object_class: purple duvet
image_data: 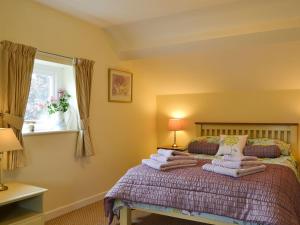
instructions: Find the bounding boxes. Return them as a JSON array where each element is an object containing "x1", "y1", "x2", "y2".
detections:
[{"x1": 105, "y1": 160, "x2": 300, "y2": 225}]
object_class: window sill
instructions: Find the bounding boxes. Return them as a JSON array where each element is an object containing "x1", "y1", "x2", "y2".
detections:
[{"x1": 22, "y1": 130, "x2": 79, "y2": 137}]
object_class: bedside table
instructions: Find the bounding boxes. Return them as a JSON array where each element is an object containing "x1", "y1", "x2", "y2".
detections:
[
  {"x1": 157, "y1": 146, "x2": 186, "y2": 151},
  {"x1": 0, "y1": 182, "x2": 47, "y2": 225}
]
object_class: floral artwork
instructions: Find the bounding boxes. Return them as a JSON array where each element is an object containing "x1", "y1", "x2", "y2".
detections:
[
  {"x1": 108, "y1": 69, "x2": 132, "y2": 102},
  {"x1": 223, "y1": 136, "x2": 239, "y2": 146},
  {"x1": 222, "y1": 135, "x2": 240, "y2": 154},
  {"x1": 112, "y1": 75, "x2": 130, "y2": 96},
  {"x1": 216, "y1": 135, "x2": 248, "y2": 156}
]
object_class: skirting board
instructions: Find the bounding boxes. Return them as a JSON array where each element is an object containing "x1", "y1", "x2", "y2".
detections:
[{"x1": 44, "y1": 191, "x2": 107, "y2": 221}]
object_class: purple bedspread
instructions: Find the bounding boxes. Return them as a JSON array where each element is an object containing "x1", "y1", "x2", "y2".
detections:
[{"x1": 105, "y1": 160, "x2": 300, "y2": 225}]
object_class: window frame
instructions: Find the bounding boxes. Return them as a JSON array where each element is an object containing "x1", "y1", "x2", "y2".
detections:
[{"x1": 23, "y1": 59, "x2": 79, "y2": 134}]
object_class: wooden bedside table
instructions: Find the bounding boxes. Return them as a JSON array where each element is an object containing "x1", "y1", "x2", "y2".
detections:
[
  {"x1": 0, "y1": 182, "x2": 47, "y2": 225},
  {"x1": 157, "y1": 146, "x2": 186, "y2": 151}
]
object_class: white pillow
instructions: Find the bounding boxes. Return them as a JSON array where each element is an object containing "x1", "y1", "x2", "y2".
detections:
[{"x1": 216, "y1": 135, "x2": 248, "y2": 157}]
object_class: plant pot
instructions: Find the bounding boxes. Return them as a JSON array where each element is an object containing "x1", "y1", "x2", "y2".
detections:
[{"x1": 55, "y1": 111, "x2": 66, "y2": 130}]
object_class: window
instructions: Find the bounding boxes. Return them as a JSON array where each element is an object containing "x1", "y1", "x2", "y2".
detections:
[
  {"x1": 23, "y1": 59, "x2": 79, "y2": 133},
  {"x1": 25, "y1": 64, "x2": 56, "y2": 121}
]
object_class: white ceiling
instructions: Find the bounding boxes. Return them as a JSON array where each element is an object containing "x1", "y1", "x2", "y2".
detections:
[
  {"x1": 35, "y1": 0, "x2": 238, "y2": 27},
  {"x1": 35, "y1": 0, "x2": 300, "y2": 59}
]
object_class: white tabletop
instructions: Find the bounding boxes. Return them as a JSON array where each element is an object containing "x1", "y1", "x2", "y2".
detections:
[{"x1": 0, "y1": 182, "x2": 47, "y2": 206}]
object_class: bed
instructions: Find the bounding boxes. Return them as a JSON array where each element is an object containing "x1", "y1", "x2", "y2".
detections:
[{"x1": 105, "y1": 122, "x2": 300, "y2": 225}]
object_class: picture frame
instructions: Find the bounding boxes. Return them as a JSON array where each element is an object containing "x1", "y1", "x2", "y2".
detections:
[{"x1": 108, "y1": 68, "x2": 133, "y2": 103}]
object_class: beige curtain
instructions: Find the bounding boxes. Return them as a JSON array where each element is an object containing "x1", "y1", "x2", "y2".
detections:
[
  {"x1": 74, "y1": 58, "x2": 95, "y2": 157},
  {"x1": 0, "y1": 40, "x2": 36, "y2": 170}
]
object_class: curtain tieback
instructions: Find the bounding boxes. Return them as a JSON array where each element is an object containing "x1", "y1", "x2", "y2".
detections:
[
  {"x1": 80, "y1": 118, "x2": 89, "y2": 130},
  {"x1": 3, "y1": 113, "x2": 24, "y2": 130}
]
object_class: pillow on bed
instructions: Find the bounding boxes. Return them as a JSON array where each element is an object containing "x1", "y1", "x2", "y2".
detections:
[
  {"x1": 191, "y1": 136, "x2": 220, "y2": 144},
  {"x1": 187, "y1": 141, "x2": 219, "y2": 155},
  {"x1": 247, "y1": 138, "x2": 291, "y2": 156},
  {"x1": 243, "y1": 145, "x2": 281, "y2": 158},
  {"x1": 216, "y1": 135, "x2": 248, "y2": 157}
]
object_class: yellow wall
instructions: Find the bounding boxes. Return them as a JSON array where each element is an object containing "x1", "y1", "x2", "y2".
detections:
[
  {"x1": 123, "y1": 29, "x2": 300, "y2": 95},
  {"x1": 0, "y1": 0, "x2": 156, "y2": 212},
  {"x1": 122, "y1": 28, "x2": 300, "y2": 161},
  {"x1": 2, "y1": 0, "x2": 300, "y2": 216},
  {"x1": 157, "y1": 91, "x2": 300, "y2": 159}
]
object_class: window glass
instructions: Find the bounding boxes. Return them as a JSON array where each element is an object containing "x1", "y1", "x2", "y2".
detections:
[
  {"x1": 25, "y1": 72, "x2": 55, "y2": 121},
  {"x1": 23, "y1": 59, "x2": 79, "y2": 133}
]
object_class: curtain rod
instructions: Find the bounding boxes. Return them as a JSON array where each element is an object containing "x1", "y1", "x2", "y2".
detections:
[
  {"x1": 37, "y1": 50, "x2": 74, "y2": 60},
  {"x1": 0, "y1": 42, "x2": 74, "y2": 60}
]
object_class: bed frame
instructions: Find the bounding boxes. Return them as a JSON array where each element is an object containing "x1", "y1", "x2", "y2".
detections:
[{"x1": 120, "y1": 122, "x2": 299, "y2": 225}]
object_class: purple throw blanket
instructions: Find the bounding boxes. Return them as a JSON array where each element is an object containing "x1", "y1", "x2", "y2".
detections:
[{"x1": 105, "y1": 160, "x2": 300, "y2": 225}]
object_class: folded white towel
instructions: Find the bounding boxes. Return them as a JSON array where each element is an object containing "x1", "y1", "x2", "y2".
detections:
[
  {"x1": 157, "y1": 149, "x2": 189, "y2": 157},
  {"x1": 142, "y1": 159, "x2": 197, "y2": 171},
  {"x1": 202, "y1": 163, "x2": 266, "y2": 177},
  {"x1": 222, "y1": 155, "x2": 258, "y2": 162},
  {"x1": 150, "y1": 154, "x2": 196, "y2": 163},
  {"x1": 212, "y1": 159, "x2": 263, "y2": 169}
]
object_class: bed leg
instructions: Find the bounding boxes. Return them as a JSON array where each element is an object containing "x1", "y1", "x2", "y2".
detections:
[{"x1": 120, "y1": 206, "x2": 131, "y2": 225}]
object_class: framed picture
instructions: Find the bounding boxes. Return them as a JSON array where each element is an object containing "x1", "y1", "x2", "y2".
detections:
[{"x1": 108, "y1": 68, "x2": 133, "y2": 103}]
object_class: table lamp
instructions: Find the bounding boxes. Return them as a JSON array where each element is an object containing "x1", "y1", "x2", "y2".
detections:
[
  {"x1": 168, "y1": 118, "x2": 185, "y2": 147},
  {"x1": 0, "y1": 128, "x2": 23, "y2": 191}
]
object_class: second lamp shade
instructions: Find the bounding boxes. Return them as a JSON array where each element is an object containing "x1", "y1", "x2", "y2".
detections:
[{"x1": 168, "y1": 118, "x2": 185, "y2": 131}]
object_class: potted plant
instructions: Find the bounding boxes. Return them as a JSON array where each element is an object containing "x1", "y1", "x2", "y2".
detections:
[{"x1": 47, "y1": 89, "x2": 71, "y2": 129}]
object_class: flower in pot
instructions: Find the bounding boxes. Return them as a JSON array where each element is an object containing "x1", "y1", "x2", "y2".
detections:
[{"x1": 47, "y1": 89, "x2": 71, "y2": 129}]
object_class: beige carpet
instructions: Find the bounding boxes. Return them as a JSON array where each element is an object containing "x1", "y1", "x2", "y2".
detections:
[{"x1": 46, "y1": 200, "x2": 207, "y2": 225}]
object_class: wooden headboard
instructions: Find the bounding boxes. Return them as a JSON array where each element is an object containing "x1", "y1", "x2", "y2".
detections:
[{"x1": 195, "y1": 122, "x2": 298, "y2": 154}]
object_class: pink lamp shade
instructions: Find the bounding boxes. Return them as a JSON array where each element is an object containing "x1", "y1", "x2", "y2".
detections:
[
  {"x1": 168, "y1": 118, "x2": 185, "y2": 131},
  {"x1": 0, "y1": 128, "x2": 23, "y2": 153}
]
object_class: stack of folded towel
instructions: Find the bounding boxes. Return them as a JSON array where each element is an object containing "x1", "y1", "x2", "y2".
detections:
[
  {"x1": 142, "y1": 149, "x2": 198, "y2": 171},
  {"x1": 202, "y1": 155, "x2": 266, "y2": 177}
]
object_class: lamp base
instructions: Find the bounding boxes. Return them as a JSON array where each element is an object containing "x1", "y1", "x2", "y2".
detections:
[
  {"x1": 172, "y1": 144, "x2": 178, "y2": 147},
  {"x1": 0, "y1": 184, "x2": 8, "y2": 191}
]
